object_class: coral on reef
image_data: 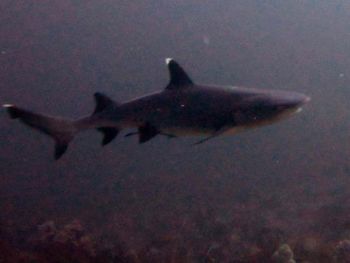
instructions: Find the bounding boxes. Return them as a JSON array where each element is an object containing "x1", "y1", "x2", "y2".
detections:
[
  {"x1": 272, "y1": 244, "x2": 296, "y2": 263},
  {"x1": 35, "y1": 219, "x2": 96, "y2": 255},
  {"x1": 333, "y1": 240, "x2": 350, "y2": 263}
]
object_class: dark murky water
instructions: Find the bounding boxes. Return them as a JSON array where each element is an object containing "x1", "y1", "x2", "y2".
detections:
[{"x1": 1, "y1": 1, "x2": 350, "y2": 262}]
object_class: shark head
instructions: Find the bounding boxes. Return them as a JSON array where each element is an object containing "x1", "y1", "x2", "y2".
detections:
[
  {"x1": 232, "y1": 87, "x2": 310, "y2": 127},
  {"x1": 164, "y1": 58, "x2": 310, "y2": 134}
]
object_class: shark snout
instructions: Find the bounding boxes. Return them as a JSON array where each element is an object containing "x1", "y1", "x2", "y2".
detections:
[
  {"x1": 271, "y1": 91, "x2": 310, "y2": 110},
  {"x1": 291, "y1": 92, "x2": 310, "y2": 105}
]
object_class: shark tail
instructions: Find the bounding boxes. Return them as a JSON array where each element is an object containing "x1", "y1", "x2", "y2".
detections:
[
  {"x1": 3, "y1": 104, "x2": 77, "y2": 160},
  {"x1": 3, "y1": 93, "x2": 120, "y2": 160}
]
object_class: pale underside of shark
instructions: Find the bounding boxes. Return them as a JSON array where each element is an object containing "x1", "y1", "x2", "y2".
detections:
[{"x1": 3, "y1": 58, "x2": 310, "y2": 160}]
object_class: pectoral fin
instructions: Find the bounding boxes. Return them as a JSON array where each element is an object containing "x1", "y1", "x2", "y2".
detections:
[
  {"x1": 194, "y1": 126, "x2": 231, "y2": 145},
  {"x1": 55, "y1": 142, "x2": 69, "y2": 160},
  {"x1": 125, "y1": 130, "x2": 176, "y2": 140},
  {"x1": 138, "y1": 123, "x2": 159, "y2": 143}
]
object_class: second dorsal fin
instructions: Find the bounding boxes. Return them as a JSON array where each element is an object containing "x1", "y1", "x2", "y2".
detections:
[
  {"x1": 166, "y1": 58, "x2": 194, "y2": 89},
  {"x1": 93, "y1": 92, "x2": 117, "y2": 114},
  {"x1": 92, "y1": 93, "x2": 120, "y2": 146}
]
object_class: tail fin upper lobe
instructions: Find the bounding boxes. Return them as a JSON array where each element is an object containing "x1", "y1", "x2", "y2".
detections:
[{"x1": 3, "y1": 104, "x2": 76, "y2": 160}]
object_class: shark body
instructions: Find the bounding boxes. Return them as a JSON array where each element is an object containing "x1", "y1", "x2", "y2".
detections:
[{"x1": 3, "y1": 59, "x2": 310, "y2": 159}]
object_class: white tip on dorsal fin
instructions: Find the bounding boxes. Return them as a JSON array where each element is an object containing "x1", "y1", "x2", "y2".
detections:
[
  {"x1": 2, "y1": 104, "x2": 14, "y2": 108},
  {"x1": 165, "y1": 58, "x2": 194, "y2": 89},
  {"x1": 165, "y1": 58, "x2": 173, "y2": 65}
]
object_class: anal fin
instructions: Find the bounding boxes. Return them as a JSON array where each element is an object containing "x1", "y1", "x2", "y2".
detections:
[{"x1": 97, "y1": 127, "x2": 119, "y2": 146}]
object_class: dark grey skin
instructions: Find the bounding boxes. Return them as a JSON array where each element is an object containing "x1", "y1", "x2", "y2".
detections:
[{"x1": 3, "y1": 58, "x2": 310, "y2": 159}]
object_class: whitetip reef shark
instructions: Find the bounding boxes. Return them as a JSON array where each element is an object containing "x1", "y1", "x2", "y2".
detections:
[{"x1": 3, "y1": 58, "x2": 310, "y2": 160}]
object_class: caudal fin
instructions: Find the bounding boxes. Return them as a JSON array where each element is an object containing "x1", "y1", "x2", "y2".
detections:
[{"x1": 3, "y1": 104, "x2": 77, "y2": 160}]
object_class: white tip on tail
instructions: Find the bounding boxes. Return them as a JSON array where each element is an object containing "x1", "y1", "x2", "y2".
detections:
[
  {"x1": 2, "y1": 104, "x2": 14, "y2": 108},
  {"x1": 165, "y1": 58, "x2": 173, "y2": 65}
]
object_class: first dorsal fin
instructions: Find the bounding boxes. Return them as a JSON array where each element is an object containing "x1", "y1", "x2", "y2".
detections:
[{"x1": 166, "y1": 58, "x2": 194, "y2": 89}]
